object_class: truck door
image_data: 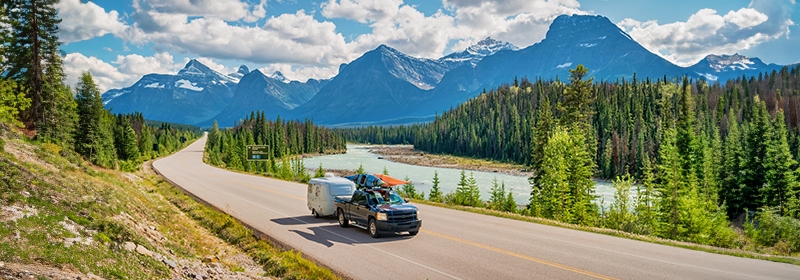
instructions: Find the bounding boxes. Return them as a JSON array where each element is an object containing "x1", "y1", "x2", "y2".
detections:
[{"x1": 352, "y1": 192, "x2": 368, "y2": 225}]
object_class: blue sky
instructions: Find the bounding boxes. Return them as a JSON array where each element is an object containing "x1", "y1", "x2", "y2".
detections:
[{"x1": 57, "y1": 0, "x2": 799, "y2": 92}]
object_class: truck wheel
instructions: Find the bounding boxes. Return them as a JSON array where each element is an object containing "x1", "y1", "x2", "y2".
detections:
[
  {"x1": 368, "y1": 218, "x2": 381, "y2": 238},
  {"x1": 312, "y1": 209, "x2": 320, "y2": 218},
  {"x1": 409, "y1": 230, "x2": 419, "y2": 236},
  {"x1": 338, "y1": 209, "x2": 349, "y2": 227}
]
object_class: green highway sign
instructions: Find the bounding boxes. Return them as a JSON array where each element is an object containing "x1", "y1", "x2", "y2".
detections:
[{"x1": 246, "y1": 145, "x2": 270, "y2": 161}]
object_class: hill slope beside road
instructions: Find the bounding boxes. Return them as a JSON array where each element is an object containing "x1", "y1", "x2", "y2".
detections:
[{"x1": 154, "y1": 135, "x2": 800, "y2": 279}]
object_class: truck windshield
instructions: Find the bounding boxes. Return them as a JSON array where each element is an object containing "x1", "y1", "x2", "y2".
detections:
[{"x1": 367, "y1": 190, "x2": 404, "y2": 205}]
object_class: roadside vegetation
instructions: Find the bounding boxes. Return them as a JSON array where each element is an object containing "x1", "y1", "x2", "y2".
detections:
[
  {"x1": 0, "y1": 122, "x2": 338, "y2": 278},
  {"x1": 343, "y1": 65, "x2": 800, "y2": 260}
]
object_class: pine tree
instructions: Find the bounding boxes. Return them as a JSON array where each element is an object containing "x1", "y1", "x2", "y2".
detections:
[
  {"x1": 401, "y1": 176, "x2": 419, "y2": 200},
  {"x1": 503, "y1": 188, "x2": 517, "y2": 213},
  {"x1": 763, "y1": 110, "x2": 798, "y2": 214},
  {"x1": 455, "y1": 170, "x2": 469, "y2": 205},
  {"x1": 314, "y1": 163, "x2": 325, "y2": 178},
  {"x1": 719, "y1": 113, "x2": 744, "y2": 217},
  {"x1": 356, "y1": 163, "x2": 365, "y2": 174},
  {"x1": 536, "y1": 126, "x2": 571, "y2": 221},
  {"x1": 559, "y1": 64, "x2": 595, "y2": 130},
  {"x1": 3, "y1": 0, "x2": 62, "y2": 127},
  {"x1": 636, "y1": 153, "x2": 657, "y2": 234},
  {"x1": 566, "y1": 127, "x2": 597, "y2": 225},
  {"x1": 37, "y1": 52, "x2": 76, "y2": 146},
  {"x1": 530, "y1": 96, "x2": 553, "y2": 205},
  {"x1": 138, "y1": 125, "x2": 152, "y2": 158},
  {"x1": 120, "y1": 124, "x2": 139, "y2": 161},
  {"x1": 489, "y1": 178, "x2": 505, "y2": 210},
  {"x1": 676, "y1": 77, "x2": 698, "y2": 178},
  {"x1": 429, "y1": 171, "x2": 443, "y2": 203},
  {"x1": 742, "y1": 98, "x2": 770, "y2": 211},
  {"x1": 657, "y1": 124, "x2": 683, "y2": 239},
  {"x1": 208, "y1": 120, "x2": 220, "y2": 152},
  {"x1": 463, "y1": 172, "x2": 477, "y2": 206},
  {"x1": 383, "y1": 166, "x2": 390, "y2": 175},
  {"x1": 75, "y1": 72, "x2": 111, "y2": 164}
]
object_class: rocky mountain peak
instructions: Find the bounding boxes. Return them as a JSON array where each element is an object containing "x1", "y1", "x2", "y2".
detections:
[
  {"x1": 545, "y1": 14, "x2": 632, "y2": 42},
  {"x1": 178, "y1": 59, "x2": 217, "y2": 77},
  {"x1": 442, "y1": 37, "x2": 517, "y2": 63},
  {"x1": 237, "y1": 65, "x2": 250, "y2": 75}
]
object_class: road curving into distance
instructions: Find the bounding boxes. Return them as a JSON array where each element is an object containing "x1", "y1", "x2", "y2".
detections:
[{"x1": 153, "y1": 135, "x2": 799, "y2": 279}]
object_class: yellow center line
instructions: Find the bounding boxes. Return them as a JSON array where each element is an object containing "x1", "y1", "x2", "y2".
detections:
[
  {"x1": 420, "y1": 229, "x2": 617, "y2": 280},
  {"x1": 176, "y1": 149, "x2": 616, "y2": 280},
  {"x1": 178, "y1": 152, "x2": 307, "y2": 201}
]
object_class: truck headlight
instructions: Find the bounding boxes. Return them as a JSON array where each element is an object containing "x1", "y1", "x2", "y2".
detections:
[
  {"x1": 416, "y1": 211, "x2": 420, "y2": 220},
  {"x1": 377, "y1": 213, "x2": 387, "y2": 221}
]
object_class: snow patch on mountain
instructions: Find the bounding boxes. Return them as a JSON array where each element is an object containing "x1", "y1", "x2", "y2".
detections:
[
  {"x1": 175, "y1": 79, "x2": 203, "y2": 91},
  {"x1": 706, "y1": 54, "x2": 755, "y2": 72},
  {"x1": 270, "y1": 71, "x2": 290, "y2": 83},
  {"x1": 697, "y1": 72, "x2": 718, "y2": 81},
  {"x1": 442, "y1": 37, "x2": 518, "y2": 66},
  {"x1": 103, "y1": 90, "x2": 127, "y2": 105},
  {"x1": 144, "y1": 82, "x2": 164, "y2": 89}
]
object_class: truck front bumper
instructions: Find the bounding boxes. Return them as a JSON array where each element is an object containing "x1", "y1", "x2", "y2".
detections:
[{"x1": 375, "y1": 219, "x2": 422, "y2": 234}]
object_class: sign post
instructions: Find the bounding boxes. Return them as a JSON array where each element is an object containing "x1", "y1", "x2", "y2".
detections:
[{"x1": 247, "y1": 145, "x2": 269, "y2": 173}]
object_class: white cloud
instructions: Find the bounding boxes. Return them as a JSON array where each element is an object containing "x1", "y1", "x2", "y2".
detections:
[
  {"x1": 321, "y1": 0, "x2": 402, "y2": 23},
  {"x1": 258, "y1": 64, "x2": 340, "y2": 82},
  {"x1": 348, "y1": 5, "x2": 458, "y2": 58},
  {"x1": 63, "y1": 53, "x2": 134, "y2": 93},
  {"x1": 114, "y1": 52, "x2": 181, "y2": 76},
  {"x1": 55, "y1": 0, "x2": 128, "y2": 43},
  {"x1": 132, "y1": 0, "x2": 266, "y2": 22},
  {"x1": 130, "y1": 9, "x2": 353, "y2": 67},
  {"x1": 64, "y1": 52, "x2": 186, "y2": 92},
  {"x1": 443, "y1": 0, "x2": 587, "y2": 49},
  {"x1": 618, "y1": 0, "x2": 794, "y2": 64},
  {"x1": 725, "y1": 8, "x2": 769, "y2": 29}
]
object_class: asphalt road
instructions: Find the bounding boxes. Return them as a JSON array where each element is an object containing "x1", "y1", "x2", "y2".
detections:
[{"x1": 153, "y1": 135, "x2": 800, "y2": 279}]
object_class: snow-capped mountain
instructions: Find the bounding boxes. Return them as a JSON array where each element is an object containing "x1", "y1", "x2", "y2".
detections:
[
  {"x1": 103, "y1": 59, "x2": 238, "y2": 125},
  {"x1": 687, "y1": 54, "x2": 782, "y2": 81},
  {"x1": 442, "y1": 37, "x2": 518, "y2": 66},
  {"x1": 227, "y1": 65, "x2": 251, "y2": 80},
  {"x1": 197, "y1": 69, "x2": 328, "y2": 127},
  {"x1": 269, "y1": 71, "x2": 290, "y2": 83},
  {"x1": 108, "y1": 14, "x2": 791, "y2": 127}
]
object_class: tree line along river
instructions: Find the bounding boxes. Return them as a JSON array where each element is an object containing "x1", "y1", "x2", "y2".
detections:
[{"x1": 304, "y1": 144, "x2": 618, "y2": 207}]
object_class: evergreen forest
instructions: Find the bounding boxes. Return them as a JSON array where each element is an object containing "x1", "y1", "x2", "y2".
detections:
[
  {"x1": 343, "y1": 65, "x2": 800, "y2": 251},
  {"x1": 203, "y1": 113, "x2": 346, "y2": 182}
]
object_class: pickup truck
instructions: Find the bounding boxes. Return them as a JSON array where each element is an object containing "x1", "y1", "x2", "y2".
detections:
[{"x1": 334, "y1": 188, "x2": 421, "y2": 238}]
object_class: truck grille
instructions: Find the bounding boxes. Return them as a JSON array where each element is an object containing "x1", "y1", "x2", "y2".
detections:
[{"x1": 390, "y1": 211, "x2": 417, "y2": 225}]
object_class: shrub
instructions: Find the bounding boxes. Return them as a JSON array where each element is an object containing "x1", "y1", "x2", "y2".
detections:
[{"x1": 749, "y1": 210, "x2": 800, "y2": 253}]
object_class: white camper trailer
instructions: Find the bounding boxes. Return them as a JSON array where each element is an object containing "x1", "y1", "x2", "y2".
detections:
[{"x1": 307, "y1": 173, "x2": 357, "y2": 217}]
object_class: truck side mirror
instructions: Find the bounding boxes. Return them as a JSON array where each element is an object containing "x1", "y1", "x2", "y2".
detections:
[{"x1": 404, "y1": 198, "x2": 409, "y2": 203}]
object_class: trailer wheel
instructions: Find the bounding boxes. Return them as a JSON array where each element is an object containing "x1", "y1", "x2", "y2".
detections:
[
  {"x1": 312, "y1": 209, "x2": 320, "y2": 218},
  {"x1": 338, "y1": 209, "x2": 349, "y2": 227}
]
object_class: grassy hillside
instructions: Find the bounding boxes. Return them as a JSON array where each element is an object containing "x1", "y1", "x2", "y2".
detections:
[{"x1": 0, "y1": 123, "x2": 336, "y2": 279}]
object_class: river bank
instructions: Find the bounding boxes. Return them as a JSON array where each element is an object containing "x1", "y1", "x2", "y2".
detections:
[{"x1": 366, "y1": 145, "x2": 533, "y2": 177}]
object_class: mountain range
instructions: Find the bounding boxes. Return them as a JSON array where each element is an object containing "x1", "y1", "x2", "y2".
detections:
[{"x1": 104, "y1": 14, "x2": 787, "y2": 127}]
